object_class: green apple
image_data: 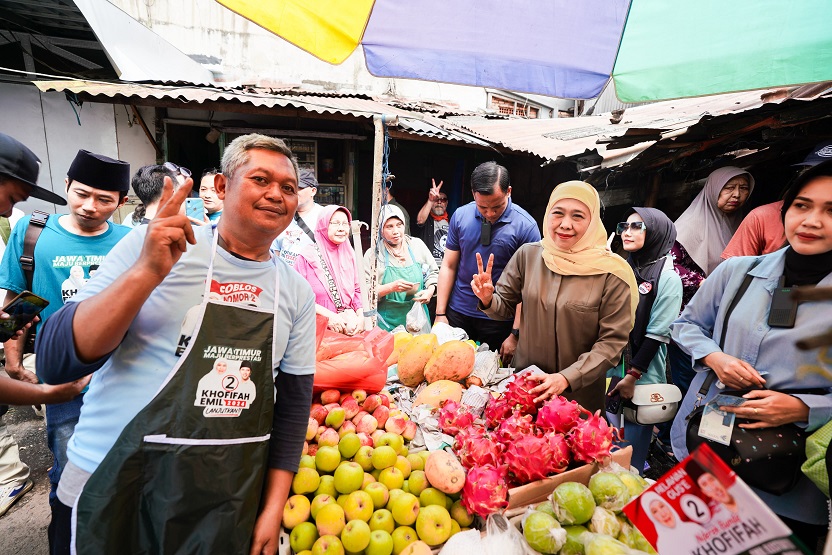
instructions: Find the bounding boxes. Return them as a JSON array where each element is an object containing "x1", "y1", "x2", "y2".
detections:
[
  {"x1": 290, "y1": 521, "x2": 319, "y2": 553},
  {"x1": 341, "y1": 519, "x2": 372, "y2": 553},
  {"x1": 372, "y1": 446, "x2": 398, "y2": 470},
  {"x1": 282, "y1": 494, "x2": 311, "y2": 529},
  {"x1": 316, "y1": 446, "x2": 342, "y2": 474},
  {"x1": 391, "y1": 526, "x2": 418, "y2": 555},
  {"x1": 366, "y1": 529, "x2": 394, "y2": 555},
  {"x1": 369, "y1": 508, "x2": 395, "y2": 534},
  {"x1": 311, "y1": 534, "x2": 344, "y2": 555},
  {"x1": 376, "y1": 432, "x2": 404, "y2": 453},
  {"x1": 334, "y1": 462, "x2": 365, "y2": 494},
  {"x1": 388, "y1": 492, "x2": 420, "y2": 526},
  {"x1": 394, "y1": 456, "x2": 412, "y2": 479},
  {"x1": 406, "y1": 454, "x2": 424, "y2": 472},
  {"x1": 401, "y1": 480, "x2": 410, "y2": 494},
  {"x1": 339, "y1": 432, "x2": 362, "y2": 459},
  {"x1": 399, "y1": 444, "x2": 409, "y2": 458},
  {"x1": 293, "y1": 467, "x2": 321, "y2": 495},
  {"x1": 419, "y1": 487, "x2": 447, "y2": 508},
  {"x1": 364, "y1": 481, "x2": 390, "y2": 509},
  {"x1": 414, "y1": 504, "x2": 452, "y2": 547},
  {"x1": 450, "y1": 500, "x2": 473, "y2": 527},
  {"x1": 344, "y1": 490, "x2": 374, "y2": 522},
  {"x1": 316, "y1": 502, "x2": 346, "y2": 537},
  {"x1": 311, "y1": 494, "x2": 337, "y2": 519},
  {"x1": 378, "y1": 467, "x2": 405, "y2": 491},
  {"x1": 299, "y1": 454, "x2": 317, "y2": 470},
  {"x1": 406, "y1": 471, "x2": 428, "y2": 497},
  {"x1": 315, "y1": 475, "x2": 338, "y2": 499},
  {"x1": 326, "y1": 407, "x2": 346, "y2": 430},
  {"x1": 354, "y1": 446, "x2": 375, "y2": 472}
]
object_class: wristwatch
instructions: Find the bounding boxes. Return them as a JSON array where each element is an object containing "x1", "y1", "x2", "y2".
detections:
[{"x1": 510, "y1": 328, "x2": 520, "y2": 339}]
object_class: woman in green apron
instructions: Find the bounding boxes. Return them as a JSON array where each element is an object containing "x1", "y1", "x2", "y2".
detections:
[{"x1": 364, "y1": 205, "x2": 438, "y2": 331}]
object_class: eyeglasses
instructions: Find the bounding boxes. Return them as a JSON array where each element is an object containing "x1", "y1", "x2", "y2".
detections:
[
  {"x1": 616, "y1": 222, "x2": 647, "y2": 234},
  {"x1": 163, "y1": 162, "x2": 192, "y2": 178},
  {"x1": 435, "y1": 197, "x2": 448, "y2": 203},
  {"x1": 329, "y1": 221, "x2": 350, "y2": 228}
]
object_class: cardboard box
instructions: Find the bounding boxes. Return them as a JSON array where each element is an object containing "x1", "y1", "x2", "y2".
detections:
[{"x1": 506, "y1": 446, "x2": 632, "y2": 509}]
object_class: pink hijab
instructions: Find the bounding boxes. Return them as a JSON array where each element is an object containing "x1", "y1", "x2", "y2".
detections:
[{"x1": 299, "y1": 205, "x2": 360, "y2": 309}]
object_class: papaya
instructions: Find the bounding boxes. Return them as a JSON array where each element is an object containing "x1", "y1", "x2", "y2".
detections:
[
  {"x1": 423, "y1": 340, "x2": 475, "y2": 383},
  {"x1": 385, "y1": 331, "x2": 414, "y2": 367},
  {"x1": 424, "y1": 450, "x2": 466, "y2": 494},
  {"x1": 397, "y1": 333, "x2": 438, "y2": 387},
  {"x1": 413, "y1": 380, "x2": 463, "y2": 408}
]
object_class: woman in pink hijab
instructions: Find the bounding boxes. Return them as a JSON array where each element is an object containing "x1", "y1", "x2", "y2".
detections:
[{"x1": 294, "y1": 205, "x2": 364, "y2": 335}]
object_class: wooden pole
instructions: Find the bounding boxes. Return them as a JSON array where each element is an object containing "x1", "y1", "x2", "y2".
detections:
[{"x1": 367, "y1": 115, "x2": 398, "y2": 327}]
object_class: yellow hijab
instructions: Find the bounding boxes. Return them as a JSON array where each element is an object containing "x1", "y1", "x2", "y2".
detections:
[{"x1": 541, "y1": 181, "x2": 638, "y2": 325}]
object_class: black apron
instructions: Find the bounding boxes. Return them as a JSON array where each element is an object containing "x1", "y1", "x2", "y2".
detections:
[{"x1": 73, "y1": 231, "x2": 281, "y2": 554}]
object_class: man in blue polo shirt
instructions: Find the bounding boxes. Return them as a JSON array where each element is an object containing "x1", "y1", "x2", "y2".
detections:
[{"x1": 434, "y1": 162, "x2": 540, "y2": 360}]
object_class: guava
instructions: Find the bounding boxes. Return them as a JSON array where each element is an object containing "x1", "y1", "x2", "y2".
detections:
[
  {"x1": 616, "y1": 471, "x2": 646, "y2": 498},
  {"x1": 619, "y1": 520, "x2": 657, "y2": 555},
  {"x1": 560, "y1": 525, "x2": 589, "y2": 555},
  {"x1": 588, "y1": 507, "x2": 621, "y2": 537},
  {"x1": 584, "y1": 533, "x2": 632, "y2": 555},
  {"x1": 523, "y1": 510, "x2": 567, "y2": 554},
  {"x1": 588, "y1": 472, "x2": 631, "y2": 513},
  {"x1": 535, "y1": 501, "x2": 558, "y2": 519},
  {"x1": 551, "y1": 482, "x2": 596, "y2": 525}
]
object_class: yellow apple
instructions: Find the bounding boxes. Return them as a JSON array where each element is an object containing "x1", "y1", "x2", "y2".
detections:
[
  {"x1": 290, "y1": 521, "x2": 319, "y2": 553},
  {"x1": 282, "y1": 494, "x2": 311, "y2": 529},
  {"x1": 388, "y1": 492, "x2": 420, "y2": 526},
  {"x1": 341, "y1": 519, "x2": 372, "y2": 553},
  {"x1": 414, "y1": 505, "x2": 452, "y2": 547},
  {"x1": 315, "y1": 502, "x2": 346, "y2": 537}
]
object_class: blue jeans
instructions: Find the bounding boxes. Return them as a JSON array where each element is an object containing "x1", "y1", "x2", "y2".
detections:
[
  {"x1": 45, "y1": 394, "x2": 84, "y2": 507},
  {"x1": 667, "y1": 340, "x2": 695, "y2": 399},
  {"x1": 607, "y1": 412, "x2": 653, "y2": 476}
]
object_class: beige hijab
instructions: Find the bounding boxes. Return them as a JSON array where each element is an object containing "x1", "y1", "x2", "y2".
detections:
[{"x1": 541, "y1": 181, "x2": 638, "y2": 324}]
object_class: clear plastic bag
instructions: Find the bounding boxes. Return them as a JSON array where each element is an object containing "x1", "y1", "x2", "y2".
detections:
[{"x1": 405, "y1": 301, "x2": 429, "y2": 333}]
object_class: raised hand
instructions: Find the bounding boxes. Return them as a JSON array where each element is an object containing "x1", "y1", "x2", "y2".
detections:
[
  {"x1": 428, "y1": 178, "x2": 444, "y2": 202},
  {"x1": 137, "y1": 176, "x2": 196, "y2": 281},
  {"x1": 471, "y1": 252, "x2": 495, "y2": 306}
]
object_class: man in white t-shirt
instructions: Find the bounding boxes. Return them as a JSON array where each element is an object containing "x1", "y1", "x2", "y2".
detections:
[{"x1": 272, "y1": 168, "x2": 324, "y2": 266}]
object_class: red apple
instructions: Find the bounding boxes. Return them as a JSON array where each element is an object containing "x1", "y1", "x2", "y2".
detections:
[
  {"x1": 357, "y1": 432, "x2": 374, "y2": 447},
  {"x1": 324, "y1": 402, "x2": 341, "y2": 413},
  {"x1": 363, "y1": 394, "x2": 383, "y2": 413},
  {"x1": 302, "y1": 441, "x2": 309, "y2": 456},
  {"x1": 380, "y1": 395, "x2": 391, "y2": 408},
  {"x1": 306, "y1": 417, "x2": 320, "y2": 441},
  {"x1": 385, "y1": 416, "x2": 408, "y2": 436},
  {"x1": 318, "y1": 428, "x2": 340, "y2": 447},
  {"x1": 352, "y1": 410, "x2": 369, "y2": 425},
  {"x1": 310, "y1": 403, "x2": 328, "y2": 425},
  {"x1": 315, "y1": 425, "x2": 331, "y2": 443},
  {"x1": 307, "y1": 443, "x2": 318, "y2": 456},
  {"x1": 355, "y1": 413, "x2": 379, "y2": 434},
  {"x1": 321, "y1": 389, "x2": 341, "y2": 405},
  {"x1": 402, "y1": 421, "x2": 417, "y2": 441},
  {"x1": 338, "y1": 421, "x2": 357, "y2": 438},
  {"x1": 342, "y1": 397, "x2": 361, "y2": 420},
  {"x1": 340, "y1": 392, "x2": 352, "y2": 404},
  {"x1": 372, "y1": 406, "x2": 390, "y2": 429},
  {"x1": 371, "y1": 429, "x2": 385, "y2": 445}
]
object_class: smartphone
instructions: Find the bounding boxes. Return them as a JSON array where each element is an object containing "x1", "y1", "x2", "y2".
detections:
[
  {"x1": 185, "y1": 197, "x2": 205, "y2": 222},
  {"x1": 768, "y1": 285, "x2": 798, "y2": 328},
  {"x1": 605, "y1": 375, "x2": 624, "y2": 414},
  {"x1": 0, "y1": 291, "x2": 49, "y2": 342}
]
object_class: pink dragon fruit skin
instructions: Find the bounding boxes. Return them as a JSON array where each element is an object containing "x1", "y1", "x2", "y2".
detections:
[
  {"x1": 503, "y1": 374, "x2": 541, "y2": 416},
  {"x1": 461, "y1": 465, "x2": 510, "y2": 518},
  {"x1": 495, "y1": 411, "x2": 534, "y2": 446},
  {"x1": 504, "y1": 434, "x2": 552, "y2": 484},
  {"x1": 437, "y1": 400, "x2": 475, "y2": 436},
  {"x1": 455, "y1": 425, "x2": 505, "y2": 469},
  {"x1": 536, "y1": 395, "x2": 585, "y2": 434},
  {"x1": 543, "y1": 431, "x2": 571, "y2": 474},
  {"x1": 567, "y1": 410, "x2": 615, "y2": 464},
  {"x1": 484, "y1": 396, "x2": 512, "y2": 429}
]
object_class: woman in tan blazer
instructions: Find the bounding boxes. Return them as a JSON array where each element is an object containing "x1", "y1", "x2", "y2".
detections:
[{"x1": 471, "y1": 181, "x2": 637, "y2": 413}]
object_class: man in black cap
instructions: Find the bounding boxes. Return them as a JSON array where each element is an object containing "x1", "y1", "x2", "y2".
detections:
[
  {"x1": 272, "y1": 167, "x2": 325, "y2": 266},
  {"x1": 0, "y1": 146, "x2": 130, "y2": 547}
]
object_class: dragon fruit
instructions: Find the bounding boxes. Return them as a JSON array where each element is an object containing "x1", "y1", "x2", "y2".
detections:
[
  {"x1": 567, "y1": 410, "x2": 616, "y2": 464},
  {"x1": 437, "y1": 400, "x2": 475, "y2": 436},
  {"x1": 460, "y1": 465, "x2": 509, "y2": 518},
  {"x1": 543, "y1": 431, "x2": 571, "y2": 475},
  {"x1": 503, "y1": 374, "x2": 541, "y2": 416},
  {"x1": 536, "y1": 395, "x2": 584, "y2": 434},
  {"x1": 483, "y1": 396, "x2": 513, "y2": 429},
  {"x1": 504, "y1": 434, "x2": 552, "y2": 484},
  {"x1": 454, "y1": 425, "x2": 505, "y2": 469},
  {"x1": 495, "y1": 411, "x2": 534, "y2": 446}
]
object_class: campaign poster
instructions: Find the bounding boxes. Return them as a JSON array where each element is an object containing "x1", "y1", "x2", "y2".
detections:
[{"x1": 623, "y1": 444, "x2": 808, "y2": 555}]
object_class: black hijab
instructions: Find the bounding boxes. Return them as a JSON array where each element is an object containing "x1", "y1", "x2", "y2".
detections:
[{"x1": 627, "y1": 207, "x2": 677, "y2": 356}]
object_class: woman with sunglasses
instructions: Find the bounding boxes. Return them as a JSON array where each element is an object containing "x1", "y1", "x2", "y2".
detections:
[
  {"x1": 608, "y1": 209, "x2": 682, "y2": 474},
  {"x1": 294, "y1": 205, "x2": 364, "y2": 335},
  {"x1": 670, "y1": 161, "x2": 832, "y2": 549},
  {"x1": 470, "y1": 181, "x2": 638, "y2": 413}
]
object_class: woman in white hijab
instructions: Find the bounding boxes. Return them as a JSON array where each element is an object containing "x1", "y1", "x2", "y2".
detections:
[{"x1": 640, "y1": 492, "x2": 704, "y2": 555}]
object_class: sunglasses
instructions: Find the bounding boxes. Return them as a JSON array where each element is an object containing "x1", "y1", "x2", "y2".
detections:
[
  {"x1": 616, "y1": 222, "x2": 647, "y2": 234},
  {"x1": 163, "y1": 162, "x2": 192, "y2": 178},
  {"x1": 435, "y1": 197, "x2": 448, "y2": 203}
]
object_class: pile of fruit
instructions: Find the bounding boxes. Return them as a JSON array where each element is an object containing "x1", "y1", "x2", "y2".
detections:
[
  {"x1": 439, "y1": 375, "x2": 617, "y2": 517},
  {"x1": 521, "y1": 471, "x2": 655, "y2": 555},
  {"x1": 286, "y1": 388, "x2": 475, "y2": 555}
]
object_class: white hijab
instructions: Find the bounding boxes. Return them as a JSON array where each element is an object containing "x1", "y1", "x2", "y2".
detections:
[
  {"x1": 640, "y1": 492, "x2": 704, "y2": 555},
  {"x1": 674, "y1": 166, "x2": 755, "y2": 275}
]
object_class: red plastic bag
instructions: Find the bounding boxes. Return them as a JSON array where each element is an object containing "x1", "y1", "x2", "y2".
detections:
[{"x1": 314, "y1": 326, "x2": 394, "y2": 394}]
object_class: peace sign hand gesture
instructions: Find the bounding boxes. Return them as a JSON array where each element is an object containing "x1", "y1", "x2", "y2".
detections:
[
  {"x1": 137, "y1": 176, "x2": 197, "y2": 282},
  {"x1": 428, "y1": 178, "x2": 444, "y2": 202},
  {"x1": 471, "y1": 252, "x2": 495, "y2": 308}
]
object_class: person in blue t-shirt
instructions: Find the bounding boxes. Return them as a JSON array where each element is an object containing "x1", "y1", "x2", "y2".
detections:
[
  {"x1": 434, "y1": 161, "x2": 540, "y2": 362},
  {"x1": 0, "y1": 148, "x2": 131, "y2": 549}
]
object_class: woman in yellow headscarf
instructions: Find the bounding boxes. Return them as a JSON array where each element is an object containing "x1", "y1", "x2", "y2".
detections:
[{"x1": 472, "y1": 181, "x2": 637, "y2": 412}]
